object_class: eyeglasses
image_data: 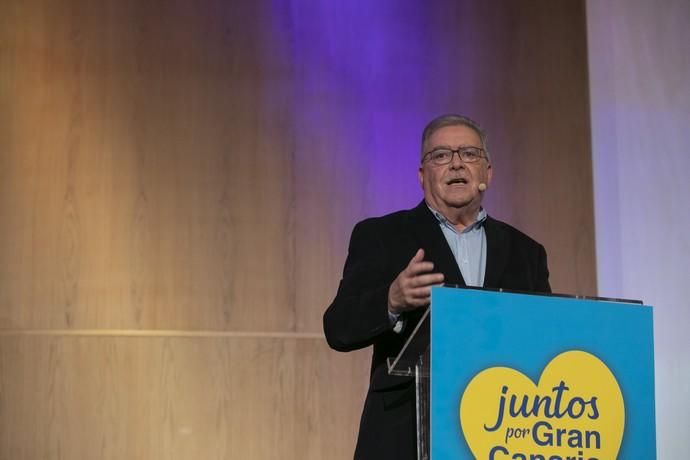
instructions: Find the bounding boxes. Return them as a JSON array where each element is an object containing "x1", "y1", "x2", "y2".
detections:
[{"x1": 422, "y1": 147, "x2": 487, "y2": 165}]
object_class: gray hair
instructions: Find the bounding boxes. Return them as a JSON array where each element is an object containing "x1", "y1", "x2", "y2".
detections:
[{"x1": 421, "y1": 114, "x2": 490, "y2": 163}]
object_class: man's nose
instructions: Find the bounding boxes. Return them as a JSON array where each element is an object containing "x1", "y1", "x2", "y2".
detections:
[{"x1": 449, "y1": 152, "x2": 465, "y2": 168}]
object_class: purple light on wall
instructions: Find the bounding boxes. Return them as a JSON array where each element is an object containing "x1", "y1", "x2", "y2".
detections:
[{"x1": 287, "y1": 0, "x2": 457, "y2": 218}]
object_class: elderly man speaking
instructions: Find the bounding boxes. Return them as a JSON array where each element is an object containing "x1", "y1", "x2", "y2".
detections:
[{"x1": 324, "y1": 114, "x2": 551, "y2": 460}]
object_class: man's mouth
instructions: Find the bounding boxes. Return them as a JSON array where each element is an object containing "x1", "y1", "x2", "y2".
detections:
[{"x1": 446, "y1": 177, "x2": 468, "y2": 185}]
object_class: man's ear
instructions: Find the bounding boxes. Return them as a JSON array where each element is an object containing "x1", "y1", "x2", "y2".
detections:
[
  {"x1": 485, "y1": 163, "x2": 493, "y2": 187},
  {"x1": 418, "y1": 167, "x2": 424, "y2": 190}
]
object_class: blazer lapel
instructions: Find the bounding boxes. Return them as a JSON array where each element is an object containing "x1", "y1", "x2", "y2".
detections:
[
  {"x1": 483, "y1": 216, "x2": 510, "y2": 288},
  {"x1": 408, "y1": 202, "x2": 465, "y2": 287}
]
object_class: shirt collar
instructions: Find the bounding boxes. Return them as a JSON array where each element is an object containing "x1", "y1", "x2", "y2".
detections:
[{"x1": 426, "y1": 203, "x2": 487, "y2": 234}]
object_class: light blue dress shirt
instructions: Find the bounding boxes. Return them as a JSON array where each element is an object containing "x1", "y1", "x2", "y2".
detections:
[{"x1": 428, "y1": 205, "x2": 488, "y2": 287}]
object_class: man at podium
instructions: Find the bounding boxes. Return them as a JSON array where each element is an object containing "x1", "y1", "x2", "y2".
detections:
[{"x1": 323, "y1": 114, "x2": 551, "y2": 460}]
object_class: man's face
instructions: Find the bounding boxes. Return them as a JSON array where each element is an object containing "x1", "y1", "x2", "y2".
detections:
[{"x1": 418, "y1": 124, "x2": 492, "y2": 216}]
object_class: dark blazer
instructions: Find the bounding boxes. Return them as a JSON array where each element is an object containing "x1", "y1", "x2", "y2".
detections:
[{"x1": 323, "y1": 201, "x2": 551, "y2": 460}]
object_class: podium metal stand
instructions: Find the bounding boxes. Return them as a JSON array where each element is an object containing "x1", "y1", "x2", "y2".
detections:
[{"x1": 387, "y1": 306, "x2": 431, "y2": 459}]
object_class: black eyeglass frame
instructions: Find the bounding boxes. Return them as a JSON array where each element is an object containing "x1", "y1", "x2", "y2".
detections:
[{"x1": 421, "y1": 147, "x2": 487, "y2": 165}]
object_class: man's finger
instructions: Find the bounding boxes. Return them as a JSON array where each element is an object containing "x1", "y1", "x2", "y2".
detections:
[
  {"x1": 406, "y1": 261, "x2": 435, "y2": 276},
  {"x1": 408, "y1": 273, "x2": 444, "y2": 288},
  {"x1": 404, "y1": 249, "x2": 425, "y2": 271},
  {"x1": 407, "y1": 286, "x2": 432, "y2": 298}
]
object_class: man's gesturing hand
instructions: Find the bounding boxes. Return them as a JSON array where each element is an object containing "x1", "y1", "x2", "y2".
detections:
[{"x1": 387, "y1": 249, "x2": 444, "y2": 315}]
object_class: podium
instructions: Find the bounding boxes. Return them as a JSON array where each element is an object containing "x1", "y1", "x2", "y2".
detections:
[{"x1": 388, "y1": 286, "x2": 656, "y2": 459}]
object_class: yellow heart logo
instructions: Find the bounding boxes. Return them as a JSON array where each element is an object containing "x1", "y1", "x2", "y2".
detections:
[{"x1": 459, "y1": 350, "x2": 624, "y2": 459}]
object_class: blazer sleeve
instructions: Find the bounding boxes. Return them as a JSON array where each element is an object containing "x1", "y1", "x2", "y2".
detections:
[{"x1": 323, "y1": 220, "x2": 398, "y2": 352}]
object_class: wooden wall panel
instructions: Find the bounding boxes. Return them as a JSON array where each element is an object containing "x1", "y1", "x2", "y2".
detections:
[
  {"x1": 1, "y1": 0, "x2": 595, "y2": 332},
  {"x1": 0, "y1": 0, "x2": 298, "y2": 331},
  {"x1": 0, "y1": 334, "x2": 369, "y2": 460},
  {"x1": 1, "y1": 0, "x2": 595, "y2": 457}
]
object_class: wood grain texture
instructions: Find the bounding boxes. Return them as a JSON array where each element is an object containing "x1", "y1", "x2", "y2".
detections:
[
  {"x1": 0, "y1": 0, "x2": 595, "y2": 332},
  {"x1": 0, "y1": 335, "x2": 369, "y2": 460},
  {"x1": 0, "y1": 0, "x2": 596, "y2": 457},
  {"x1": 0, "y1": 0, "x2": 297, "y2": 331},
  {"x1": 0, "y1": 0, "x2": 596, "y2": 454}
]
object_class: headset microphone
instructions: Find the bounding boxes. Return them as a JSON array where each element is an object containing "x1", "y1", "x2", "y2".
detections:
[{"x1": 478, "y1": 183, "x2": 487, "y2": 192}]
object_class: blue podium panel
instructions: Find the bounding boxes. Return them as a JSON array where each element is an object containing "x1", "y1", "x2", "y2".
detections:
[{"x1": 430, "y1": 287, "x2": 655, "y2": 460}]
